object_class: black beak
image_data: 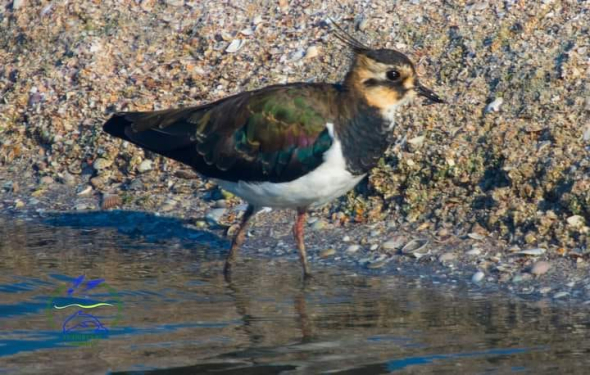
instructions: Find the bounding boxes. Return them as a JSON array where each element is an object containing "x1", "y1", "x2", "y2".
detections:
[{"x1": 416, "y1": 83, "x2": 444, "y2": 104}]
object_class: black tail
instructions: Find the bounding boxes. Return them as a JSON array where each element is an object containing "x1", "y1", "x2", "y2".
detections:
[
  {"x1": 103, "y1": 113, "x2": 134, "y2": 142},
  {"x1": 102, "y1": 110, "x2": 200, "y2": 168}
]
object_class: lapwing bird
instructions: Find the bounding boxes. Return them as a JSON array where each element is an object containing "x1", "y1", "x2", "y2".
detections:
[{"x1": 103, "y1": 24, "x2": 444, "y2": 278}]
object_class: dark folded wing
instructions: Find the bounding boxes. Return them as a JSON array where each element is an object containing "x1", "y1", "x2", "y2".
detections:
[{"x1": 103, "y1": 84, "x2": 339, "y2": 183}]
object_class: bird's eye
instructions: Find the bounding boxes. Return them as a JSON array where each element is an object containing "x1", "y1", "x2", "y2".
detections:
[{"x1": 386, "y1": 70, "x2": 401, "y2": 81}]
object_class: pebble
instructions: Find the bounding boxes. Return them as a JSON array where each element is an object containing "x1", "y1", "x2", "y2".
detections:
[
  {"x1": 320, "y1": 248, "x2": 336, "y2": 258},
  {"x1": 357, "y1": 17, "x2": 368, "y2": 31},
  {"x1": 531, "y1": 261, "x2": 551, "y2": 276},
  {"x1": 160, "y1": 199, "x2": 177, "y2": 212},
  {"x1": 485, "y1": 97, "x2": 503, "y2": 113},
  {"x1": 14, "y1": 199, "x2": 25, "y2": 209},
  {"x1": 93, "y1": 158, "x2": 111, "y2": 171},
  {"x1": 305, "y1": 46, "x2": 319, "y2": 59},
  {"x1": 39, "y1": 176, "x2": 54, "y2": 185},
  {"x1": 566, "y1": 215, "x2": 585, "y2": 228},
  {"x1": 61, "y1": 172, "x2": 76, "y2": 186},
  {"x1": 401, "y1": 239, "x2": 429, "y2": 255},
  {"x1": 553, "y1": 291, "x2": 569, "y2": 299},
  {"x1": 74, "y1": 203, "x2": 87, "y2": 211},
  {"x1": 439, "y1": 252, "x2": 456, "y2": 263},
  {"x1": 471, "y1": 271, "x2": 485, "y2": 283},
  {"x1": 12, "y1": 0, "x2": 25, "y2": 9},
  {"x1": 467, "y1": 232, "x2": 485, "y2": 240},
  {"x1": 205, "y1": 208, "x2": 226, "y2": 225},
  {"x1": 128, "y1": 179, "x2": 143, "y2": 190},
  {"x1": 76, "y1": 185, "x2": 93, "y2": 196},
  {"x1": 466, "y1": 248, "x2": 481, "y2": 256},
  {"x1": 516, "y1": 248, "x2": 546, "y2": 256},
  {"x1": 90, "y1": 177, "x2": 105, "y2": 190},
  {"x1": 226, "y1": 39, "x2": 245, "y2": 53},
  {"x1": 367, "y1": 259, "x2": 388, "y2": 269},
  {"x1": 311, "y1": 220, "x2": 326, "y2": 231},
  {"x1": 345, "y1": 244, "x2": 360, "y2": 254},
  {"x1": 3, "y1": 181, "x2": 16, "y2": 192},
  {"x1": 407, "y1": 135, "x2": 425, "y2": 151},
  {"x1": 382, "y1": 236, "x2": 406, "y2": 251},
  {"x1": 370, "y1": 244, "x2": 379, "y2": 251},
  {"x1": 307, "y1": 217, "x2": 319, "y2": 225},
  {"x1": 137, "y1": 160, "x2": 153, "y2": 173},
  {"x1": 342, "y1": 235, "x2": 351, "y2": 242},
  {"x1": 370, "y1": 230, "x2": 380, "y2": 237},
  {"x1": 213, "y1": 199, "x2": 227, "y2": 208}
]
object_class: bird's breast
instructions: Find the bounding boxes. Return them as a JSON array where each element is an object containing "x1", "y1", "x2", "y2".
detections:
[{"x1": 214, "y1": 138, "x2": 364, "y2": 209}]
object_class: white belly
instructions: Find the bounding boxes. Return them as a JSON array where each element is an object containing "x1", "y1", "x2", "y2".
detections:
[{"x1": 214, "y1": 139, "x2": 365, "y2": 209}]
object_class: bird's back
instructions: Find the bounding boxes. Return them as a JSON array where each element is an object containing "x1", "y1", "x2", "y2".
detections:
[{"x1": 103, "y1": 83, "x2": 342, "y2": 183}]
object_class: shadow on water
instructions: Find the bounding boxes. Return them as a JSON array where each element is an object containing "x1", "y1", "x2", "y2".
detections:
[
  {"x1": 44, "y1": 210, "x2": 225, "y2": 251},
  {"x1": 1, "y1": 214, "x2": 590, "y2": 373}
]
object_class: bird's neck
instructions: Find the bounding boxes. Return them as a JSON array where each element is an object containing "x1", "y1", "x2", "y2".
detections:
[{"x1": 334, "y1": 88, "x2": 396, "y2": 175}]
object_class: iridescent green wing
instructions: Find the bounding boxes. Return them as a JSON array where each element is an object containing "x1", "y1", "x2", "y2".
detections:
[{"x1": 103, "y1": 84, "x2": 339, "y2": 182}]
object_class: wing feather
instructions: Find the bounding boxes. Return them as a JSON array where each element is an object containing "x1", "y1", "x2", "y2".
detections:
[{"x1": 103, "y1": 83, "x2": 340, "y2": 182}]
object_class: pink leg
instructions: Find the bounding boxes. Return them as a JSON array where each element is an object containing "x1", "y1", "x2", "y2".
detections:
[
  {"x1": 293, "y1": 208, "x2": 311, "y2": 278},
  {"x1": 224, "y1": 205, "x2": 255, "y2": 277}
]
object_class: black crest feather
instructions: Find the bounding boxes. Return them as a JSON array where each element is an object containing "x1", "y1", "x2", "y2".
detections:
[{"x1": 328, "y1": 17, "x2": 369, "y2": 53}]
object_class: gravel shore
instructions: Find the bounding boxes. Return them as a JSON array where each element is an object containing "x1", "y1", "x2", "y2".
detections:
[{"x1": 0, "y1": 1, "x2": 589, "y2": 300}]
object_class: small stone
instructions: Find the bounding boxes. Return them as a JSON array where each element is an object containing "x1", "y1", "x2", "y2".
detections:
[
  {"x1": 76, "y1": 185, "x2": 93, "y2": 196},
  {"x1": 160, "y1": 199, "x2": 177, "y2": 212},
  {"x1": 367, "y1": 259, "x2": 387, "y2": 269},
  {"x1": 213, "y1": 200, "x2": 227, "y2": 208},
  {"x1": 206, "y1": 208, "x2": 226, "y2": 225},
  {"x1": 382, "y1": 236, "x2": 405, "y2": 251},
  {"x1": 471, "y1": 271, "x2": 485, "y2": 283},
  {"x1": 466, "y1": 248, "x2": 481, "y2": 256},
  {"x1": 407, "y1": 135, "x2": 425, "y2": 151},
  {"x1": 165, "y1": 0, "x2": 184, "y2": 6},
  {"x1": 226, "y1": 39, "x2": 245, "y2": 53},
  {"x1": 305, "y1": 46, "x2": 319, "y2": 59},
  {"x1": 93, "y1": 158, "x2": 111, "y2": 171},
  {"x1": 128, "y1": 179, "x2": 143, "y2": 190},
  {"x1": 342, "y1": 235, "x2": 351, "y2": 242},
  {"x1": 357, "y1": 17, "x2": 368, "y2": 31},
  {"x1": 311, "y1": 220, "x2": 326, "y2": 231},
  {"x1": 512, "y1": 274, "x2": 523, "y2": 284},
  {"x1": 345, "y1": 244, "x2": 360, "y2": 254},
  {"x1": 137, "y1": 160, "x2": 153, "y2": 173},
  {"x1": 531, "y1": 261, "x2": 551, "y2": 276},
  {"x1": 74, "y1": 203, "x2": 87, "y2": 211},
  {"x1": 439, "y1": 252, "x2": 456, "y2": 263},
  {"x1": 12, "y1": 0, "x2": 25, "y2": 9},
  {"x1": 14, "y1": 199, "x2": 25, "y2": 209},
  {"x1": 515, "y1": 248, "x2": 546, "y2": 256},
  {"x1": 320, "y1": 248, "x2": 336, "y2": 258},
  {"x1": 485, "y1": 97, "x2": 503, "y2": 113},
  {"x1": 90, "y1": 177, "x2": 105, "y2": 190},
  {"x1": 39, "y1": 176, "x2": 54, "y2": 185},
  {"x1": 3, "y1": 181, "x2": 16, "y2": 192},
  {"x1": 61, "y1": 172, "x2": 76, "y2": 186},
  {"x1": 553, "y1": 291, "x2": 569, "y2": 299},
  {"x1": 370, "y1": 244, "x2": 379, "y2": 251},
  {"x1": 567, "y1": 215, "x2": 585, "y2": 228},
  {"x1": 467, "y1": 232, "x2": 485, "y2": 240}
]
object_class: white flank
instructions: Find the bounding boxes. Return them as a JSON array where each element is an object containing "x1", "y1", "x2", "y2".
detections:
[{"x1": 215, "y1": 124, "x2": 364, "y2": 209}]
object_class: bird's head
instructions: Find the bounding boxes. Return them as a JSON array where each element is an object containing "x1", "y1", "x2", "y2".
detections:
[{"x1": 333, "y1": 21, "x2": 444, "y2": 114}]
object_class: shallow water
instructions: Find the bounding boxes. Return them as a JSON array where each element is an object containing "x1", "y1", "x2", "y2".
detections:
[{"x1": 1, "y1": 212, "x2": 589, "y2": 374}]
